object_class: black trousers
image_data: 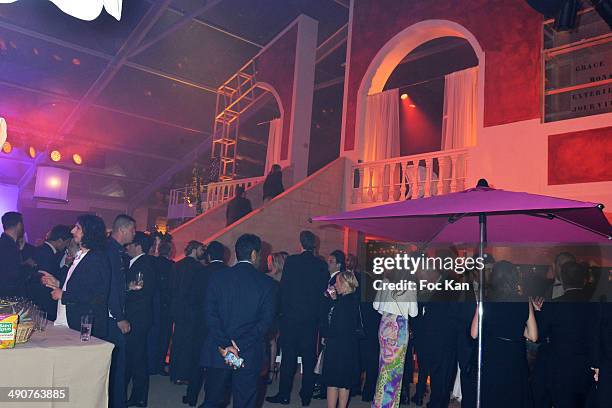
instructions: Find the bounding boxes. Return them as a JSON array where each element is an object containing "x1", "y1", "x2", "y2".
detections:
[
  {"x1": 186, "y1": 367, "x2": 206, "y2": 405},
  {"x1": 202, "y1": 367, "x2": 259, "y2": 408},
  {"x1": 419, "y1": 346, "x2": 456, "y2": 408},
  {"x1": 158, "y1": 307, "x2": 173, "y2": 369},
  {"x1": 106, "y1": 318, "x2": 127, "y2": 408},
  {"x1": 126, "y1": 323, "x2": 150, "y2": 403},
  {"x1": 360, "y1": 336, "x2": 380, "y2": 400},
  {"x1": 278, "y1": 323, "x2": 318, "y2": 400}
]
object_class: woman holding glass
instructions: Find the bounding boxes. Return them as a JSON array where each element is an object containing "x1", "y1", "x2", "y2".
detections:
[
  {"x1": 42, "y1": 214, "x2": 110, "y2": 339},
  {"x1": 320, "y1": 271, "x2": 362, "y2": 408}
]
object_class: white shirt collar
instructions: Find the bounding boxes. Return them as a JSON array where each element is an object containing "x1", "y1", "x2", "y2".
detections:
[
  {"x1": 129, "y1": 253, "x2": 145, "y2": 268},
  {"x1": 209, "y1": 260, "x2": 224, "y2": 263},
  {"x1": 237, "y1": 260, "x2": 253, "y2": 265},
  {"x1": 45, "y1": 241, "x2": 57, "y2": 254},
  {"x1": 330, "y1": 270, "x2": 340, "y2": 278}
]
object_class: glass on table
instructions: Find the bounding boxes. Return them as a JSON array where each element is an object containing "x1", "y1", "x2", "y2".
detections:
[{"x1": 80, "y1": 314, "x2": 93, "y2": 341}]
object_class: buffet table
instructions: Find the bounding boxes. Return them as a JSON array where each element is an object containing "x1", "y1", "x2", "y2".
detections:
[{"x1": 0, "y1": 325, "x2": 114, "y2": 407}]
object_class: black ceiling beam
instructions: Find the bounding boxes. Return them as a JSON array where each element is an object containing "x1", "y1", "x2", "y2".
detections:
[
  {"x1": 55, "y1": 0, "x2": 175, "y2": 139},
  {"x1": 144, "y1": 0, "x2": 263, "y2": 48},
  {"x1": 128, "y1": 0, "x2": 224, "y2": 58},
  {"x1": 0, "y1": 79, "x2": 211, "y2": 135}
]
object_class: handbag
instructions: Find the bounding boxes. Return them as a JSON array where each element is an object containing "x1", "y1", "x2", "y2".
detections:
[{"x1": 314, "y1": 346, "x2": 325, "y2": 375}]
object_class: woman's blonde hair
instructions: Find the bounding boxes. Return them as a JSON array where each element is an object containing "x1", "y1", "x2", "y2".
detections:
[
  {"x1": 338, "y1": 271, "x2": 359, "y2": 294},
  {"x1": 270, "y1": 252, "x2": 287, "y2": 273}
]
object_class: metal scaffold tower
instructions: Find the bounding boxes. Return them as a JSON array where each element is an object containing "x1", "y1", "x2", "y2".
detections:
[{"x1": 211, "y1": 59, "x2": 268, "y2": 181}]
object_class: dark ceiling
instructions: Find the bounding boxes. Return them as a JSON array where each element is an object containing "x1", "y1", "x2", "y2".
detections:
[{"x1": 0, "y1": 0, "x2": 349, "y2": 205}]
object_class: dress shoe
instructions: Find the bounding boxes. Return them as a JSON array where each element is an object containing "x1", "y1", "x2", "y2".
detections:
[
  {"x1": 127, "y1": 400, "x2": 147, "y2": 407},
  {"x1": 182, "y1": 395, "x2": 196, "y2": 406},
  {"x1": 265, "y1": 394, "x2": 290, "y2": 405},
  {"x1": 301, "y1": 396, "x2": 311, "y2": 407}
]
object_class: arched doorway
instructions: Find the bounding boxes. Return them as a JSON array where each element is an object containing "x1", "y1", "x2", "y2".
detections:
[{"x1": 350, "y1": 20, "x2": 485, "y2": 162}]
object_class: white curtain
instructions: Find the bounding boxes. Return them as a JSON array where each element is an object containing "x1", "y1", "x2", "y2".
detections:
[
  {"x1": 0, "y1": 0, "x2": 122, "y2": 21},
  {"x1": 363, "y1": 88, "x2": 400, "y2": 162},
  {"x1": 264, "y1": 118, "x2": 282, "y2": 175},
  {"x1": 442, "y1": 67, "x2": 478, "y2": 149}
]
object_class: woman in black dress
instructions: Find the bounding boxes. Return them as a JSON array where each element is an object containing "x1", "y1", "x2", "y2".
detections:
[
  {"x1": 471, "y1": 261, "x2": 539, "y2": 408},
  {"x1": 321, "y1": 270, "x2": 361, "y2": 408}
]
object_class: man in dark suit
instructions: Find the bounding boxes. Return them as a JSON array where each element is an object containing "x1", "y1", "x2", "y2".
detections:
[
  {"x1": 106, "y1": 214, "x2": 136, "y2": 408},
  {"x1": 592, "y1": 280, "x2": 612, "y2": 407},
  {"x1": 184, "y1": 241, "x2": 227, "y2": 407},
  {"x1": 226, "y1": 186, "x2": 252, "y2": 226},
  {"x1": 267, "y1": 231, "x2": 329, "y2": 406},
  {"x1": 29, "y1": 225, "x2": 72, "y2": 321},
  {"x1": 170, "y1": 240, "x2": 206, "y2": 383},
  {"x1": 155, "y1": 241, "x2": 175, "y2": 376},
  {"x1": 0, "y1": 211, "x2": 26, "y2": 297},
  {"x1": 125, "y1": 232, "x2": 156, "y2": 407},
  {"x1": 413, "y1": 267, "x2": 458, "y2": 408},
  {"x1": 535, "y1": 261, "x2": 598, "y2": 408},
  {"x1": 200, "y1": 234, "x2": 276, "y2": 408}
]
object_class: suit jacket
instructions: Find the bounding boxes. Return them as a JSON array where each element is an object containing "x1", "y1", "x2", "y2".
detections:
[
  {"x1": 0, "y1": 233, "x2": 25, "y2": 297},
  {"x1": 30, "y1": 243, "x2": 64, "y2": 320},
  {"x1": 61, "y1": 250, "x2": 111, "y2": 339},
  {"x1": 171, "y1": 257, "x2": 206, "y2": 321},
  {"x1": 537, "y1": 288, "x2": 598, "y2": 390},
  {"x1": 192, "y1": 261, "x2": 225, "y2": 339},
  {"x1": 155, "y1": 256, "x2": 175, "y2": 310},
  {"x1": 592, "y1": 283, "x2": 612, "y2": 369},
  {"x1": 279, "y1": 250, "x2": 329, "y2": 328},
  {"x1": 201, "y1": 261, "x2": 276, "y2": 371},
  {"x1": 105, "y1": 237, "x2": 128, "y2": 322},
  {"x1": 225, "y1": 197, "x2": 252, "y2": 226},
  {"x1": 125, "y1": 254, "x2": 157, "y2": 329},
  {"x1": 262, "y1": 172, "x2": 284, "y2": 201}
]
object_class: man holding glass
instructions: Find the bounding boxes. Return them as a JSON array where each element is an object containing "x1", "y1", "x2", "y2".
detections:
[{"x1": 125, "y1": 232, "x2": 156, "y2": 407}]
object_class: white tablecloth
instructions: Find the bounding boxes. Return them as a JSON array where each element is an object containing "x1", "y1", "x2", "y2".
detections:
[{"x1": 0, "y1": 325, "x2": 114, "y2": 407}]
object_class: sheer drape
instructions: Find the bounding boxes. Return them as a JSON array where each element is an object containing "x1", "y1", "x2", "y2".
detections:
[
  {"x1": 442, "y1": 66, "x2": 478, "y2": 149},
  {"x1": 363, "y1": 88, "x2": 400, "y2": 162},
  {"x1": 265, "y1": 118, "x2": 282, "y2": 175},
  {"x1": 0, "y1": 0, "x2": 122, "y2": 21},
  {"x1": 440, "y1": 67, "x2": 477, "y2": 193}
]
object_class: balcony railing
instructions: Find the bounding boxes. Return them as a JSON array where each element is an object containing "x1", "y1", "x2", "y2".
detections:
[
  {"x1": 350, "y1": 148, "x2": 469, "y2": 206},
  {"x1": 168, "y1": 176, "x2": 264, "y2": 220}
]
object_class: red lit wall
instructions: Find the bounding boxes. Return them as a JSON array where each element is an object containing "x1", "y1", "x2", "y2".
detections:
[
  {"x1": 548, "y1": 127, "x2": 612, "y2": 185},
  {"x1": 344, "y1": 0, "x2": 542, "y2": 151}
]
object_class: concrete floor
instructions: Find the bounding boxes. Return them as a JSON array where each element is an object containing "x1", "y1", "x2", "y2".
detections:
[{"x1": 145, "y1": 373, "x2": 462, "y2": 408}]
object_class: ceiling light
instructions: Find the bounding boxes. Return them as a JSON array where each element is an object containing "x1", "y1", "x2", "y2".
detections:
[
  {"x1": 0, "y1": 117, "x2": 6, "y2": 147},
  {"x1": 28, "y1": 146, "x2": 36, "y2": 158},
  {"x1": 72, "y1": 153, "x2": 83, "y2": 165},
  {"x1": 400, "y1": 93, "x2": 408, "y2": 100},
  {"x1": 2, "y1": 141, "x2": 11, "y2": 153},
  {"x1": 50, "y1": 150, "x2": 61, "y2": 162},
  {"x1": 408, "y1": 104, "x2": 416, "y2": 108}
]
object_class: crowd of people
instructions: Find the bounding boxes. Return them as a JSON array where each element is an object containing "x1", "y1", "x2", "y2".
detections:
[{"x1": 1, "y1": 209, "x2": 611, "y2": 408}]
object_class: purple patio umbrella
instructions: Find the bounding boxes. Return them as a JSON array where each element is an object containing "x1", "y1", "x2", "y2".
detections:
[{"x1": 312, "y1": 179, "x2": 611, "y2": 408}]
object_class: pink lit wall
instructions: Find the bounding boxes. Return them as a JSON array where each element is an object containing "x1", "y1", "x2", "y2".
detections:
[{"x1": 0, "y1": 184, "x2": 18, "y2": 232}]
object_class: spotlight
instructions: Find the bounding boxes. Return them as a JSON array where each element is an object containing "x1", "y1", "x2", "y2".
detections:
[
  {"x1": 50, "y1": 150, "x2": 61, "y2": 162},
  {"x1": 72, "y1": 153, "x2": 83, "y2": 165},
  {"x1": 409, "y1": 104, "x2": 416, "y2": 108},
  {"x1": 2, "y1": 141, "x2": 11, "y2": 153},
  {"x1": 400, "y1": 93, "x2": 408, "y2": 100},
  {"x1": 28, "y1": 146, "x2": 36, "y2": 158}
]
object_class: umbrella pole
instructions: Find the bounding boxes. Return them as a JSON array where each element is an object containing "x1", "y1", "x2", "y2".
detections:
[{"x1": 476, "y1": 213, "x2": 487, "y2": 408}]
